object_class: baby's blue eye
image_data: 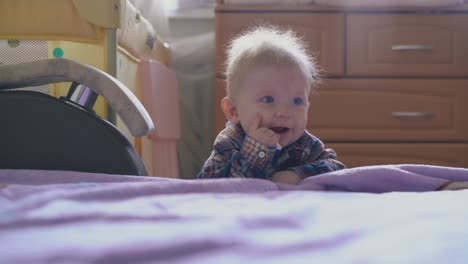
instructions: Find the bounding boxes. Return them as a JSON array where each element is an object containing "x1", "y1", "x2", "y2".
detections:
[
  {"x1": 292, "y1": 97, "x2": 303, "y2": 105},
  {"x1": 261, "y1": 96, "x2": 274, "y2": 104}
]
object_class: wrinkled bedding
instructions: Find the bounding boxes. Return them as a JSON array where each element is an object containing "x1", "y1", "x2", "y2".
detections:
[{"x1": 1, "y1": 164, "x2": 468, "y2": 263}]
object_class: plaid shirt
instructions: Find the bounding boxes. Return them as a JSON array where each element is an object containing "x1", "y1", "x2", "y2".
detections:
[{"x1": 197, "y1": 122, "x2": 345, "y2": 180}]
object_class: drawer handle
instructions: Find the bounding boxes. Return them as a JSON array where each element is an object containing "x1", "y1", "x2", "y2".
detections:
[
  {"x1": 391, "y1": 111, "x2": 434, "y2": 118},
  {"x1": 391, "y1": 45, "x2": 433, "y2": 51}
]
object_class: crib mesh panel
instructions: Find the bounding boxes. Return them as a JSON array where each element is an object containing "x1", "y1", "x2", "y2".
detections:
[{"x1": 0, "y1": 40, "x2": 50, "y2": 94}]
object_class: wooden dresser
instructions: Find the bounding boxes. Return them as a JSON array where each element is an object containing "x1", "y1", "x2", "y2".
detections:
[{"x1": 214, "y1": 3, "x2": 468, "y2": 168}]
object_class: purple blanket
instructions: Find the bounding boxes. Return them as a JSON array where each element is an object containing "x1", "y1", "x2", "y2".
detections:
[{"x1": 1, "y1": 164, "x2": 468, "y2": 263}]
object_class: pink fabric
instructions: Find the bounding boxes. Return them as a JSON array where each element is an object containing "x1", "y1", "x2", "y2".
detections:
[
  {"x1": 138, "y1": 59, "x2": 180, "y2": 139},
  {"x1": 138, "y1": 59, "x2": 180, "y2": 177}
]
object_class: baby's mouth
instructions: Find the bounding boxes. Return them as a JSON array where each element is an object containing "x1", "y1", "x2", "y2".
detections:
[{"x1": 270, "y1": 127, "x2": 290, "y2": 134}]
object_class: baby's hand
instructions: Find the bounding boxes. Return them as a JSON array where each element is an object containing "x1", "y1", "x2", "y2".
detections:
[
  {"x1": 438, "y1": 181, "x2": 468, "y2": 191},
  {"x1": 271, "y1": 171, "x2": 302, "y2": 185},
  {"x1": 245, "y1": 115, "x2": 279, "y2": 147}
]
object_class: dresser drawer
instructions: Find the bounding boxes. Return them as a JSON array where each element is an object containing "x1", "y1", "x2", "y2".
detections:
[
  {"x1": 327, "y1": 143, "x2": 468, "y2": 168},
  {"x1": 308, "y1": 79, "x2": 468, "y2": 141},
  {"x1": 215, "y1": 12, "x2": 344, "y2": 76},
  {"x1": 347, "y1": 14, "x2": 468, "y2": 77}
]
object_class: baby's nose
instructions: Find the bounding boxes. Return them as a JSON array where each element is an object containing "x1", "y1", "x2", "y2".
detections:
[{"x1": 275, "y1": 105, "x2": 291, "y2": 117}]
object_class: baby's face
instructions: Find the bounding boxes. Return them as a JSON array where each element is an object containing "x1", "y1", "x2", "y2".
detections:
[{"x1": 234, "y1": 65, "x2": 310, "y2": 147}]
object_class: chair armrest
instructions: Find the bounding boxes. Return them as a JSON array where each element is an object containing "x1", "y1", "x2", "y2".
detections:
[{"x1": 0, "y1": 58, "x2": 154, "y2": 137}]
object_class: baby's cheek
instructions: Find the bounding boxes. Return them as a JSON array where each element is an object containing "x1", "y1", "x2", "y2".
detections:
[{"x1": 240, "y1": 119, "x2": 256, "y2": 133}]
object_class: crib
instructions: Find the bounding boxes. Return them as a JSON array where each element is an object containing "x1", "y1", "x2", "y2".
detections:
[{"x1": 0, "y1": 0, "x2": 179, "y2": 177}]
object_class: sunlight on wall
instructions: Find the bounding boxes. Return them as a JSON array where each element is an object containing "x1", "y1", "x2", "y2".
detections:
[{"x1": 162, "y1": 0, "x2": 178, "y2": 12}]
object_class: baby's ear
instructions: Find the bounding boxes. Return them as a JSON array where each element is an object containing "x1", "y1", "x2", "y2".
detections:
[{"x1": 221, "y1": 97, "x2": 239, "y2": 123}]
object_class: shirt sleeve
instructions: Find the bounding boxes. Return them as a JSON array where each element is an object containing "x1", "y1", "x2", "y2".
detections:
[
  {"x1": 197, "y1": 135, "x2": 276, "y2": 179},
  {"x1": 289, "y1": 136, "x2": 346, "y2": 178}
]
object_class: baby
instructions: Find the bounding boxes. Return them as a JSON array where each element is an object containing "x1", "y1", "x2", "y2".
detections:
[{"x1": 198, "y1": 25, "x2": 346, "y2": 184}]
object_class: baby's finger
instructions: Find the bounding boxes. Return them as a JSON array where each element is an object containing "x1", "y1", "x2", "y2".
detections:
[
  {"x1": 252, "y1": 114, "x2": 262, "y2": 131},
  {"x1": 258, "y1": 128, "x2": 280, "y2": 146}
]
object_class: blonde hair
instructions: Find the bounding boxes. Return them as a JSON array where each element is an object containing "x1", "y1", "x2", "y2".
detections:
[{"x1": 225, "y1": 25, "x2": 319, "y2": 98}]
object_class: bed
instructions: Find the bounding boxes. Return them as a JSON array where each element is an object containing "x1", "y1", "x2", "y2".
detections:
[
  {"x1": 1, "y1": 164, "x2": 468, "y2": 263},
  {"x1": 0, "y1": 0, "x2": 179, "y2": 177}
]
